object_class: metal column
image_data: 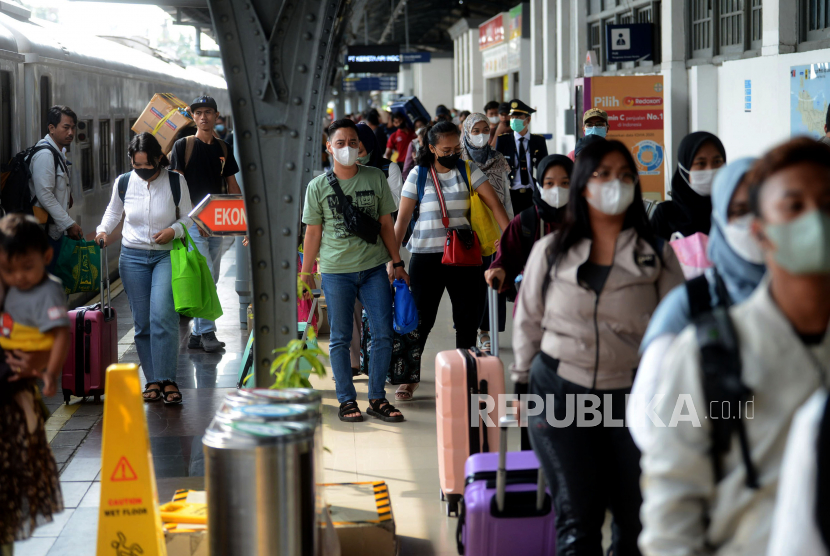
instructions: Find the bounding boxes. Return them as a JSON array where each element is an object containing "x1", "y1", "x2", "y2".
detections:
[{"x1": 207, "y1": 0, "x2": 346, "y2": 387}]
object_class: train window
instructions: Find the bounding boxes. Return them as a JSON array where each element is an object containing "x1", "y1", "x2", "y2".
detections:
[
  {"x1": 39, "y1": 75, "x2": 51, "y2": 138},
  {"x1": 114, "y1": 120, "x2": 125, "y2": 176},
  {"x1": 0, "y1": 71, "x2": 11, "y2": 166},
  {"x1": 99, "y1": 119, "x2": 110, "y2": 185},
  {"x1": 80, "y1": 146, "x2": 93, "y2": 191}
]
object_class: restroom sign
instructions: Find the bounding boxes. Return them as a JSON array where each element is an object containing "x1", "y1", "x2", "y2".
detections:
[
  {"x1": 190, "y1": 194, "x2": 248, "y2": 236},
  {"x1": 606, "y1": 24, "x2": 653, "y2": 63}
]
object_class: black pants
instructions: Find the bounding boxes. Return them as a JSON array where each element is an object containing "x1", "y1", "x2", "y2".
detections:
[
  {"x1": 479, "y1": 254, "x2": 507, "y2": 333},
  {"x1": 528, "y1": 354, "x2": 643, "y2": 556},
  {"x1": 409, "y1": 252, "x2": 483, "y2": 352},
  {"x1": 510, "y1": 187, "x2": 534, "y2": 215}
]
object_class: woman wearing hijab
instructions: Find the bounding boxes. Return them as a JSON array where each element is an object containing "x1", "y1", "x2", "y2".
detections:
[
  {"x1": 485, "y1": 154, "x2": 573, "y2": 299},
  {"x1": 461, "y1": 113, "x2": 514, "y2": 352},
  {"x1": 628, "y1": 157, "x2": 766, "y2": 453},
  {"x1": 356, "y1": 122, "x2": 403, "y2": 205},
  {"x1": 650, "y1": 131, "x2": 727, "y2": 240}
]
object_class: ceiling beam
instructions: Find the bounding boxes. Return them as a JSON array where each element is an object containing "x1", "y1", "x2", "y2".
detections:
[{"x1": 378, "y1": 0, "x2": 407, "y2": 44}]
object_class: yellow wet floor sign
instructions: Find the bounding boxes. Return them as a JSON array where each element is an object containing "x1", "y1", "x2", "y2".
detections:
[{"x1": 96, "y1": 364, "x2": 167, "y2": 556}]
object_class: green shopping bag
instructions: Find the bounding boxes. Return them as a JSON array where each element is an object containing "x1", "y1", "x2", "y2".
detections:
[
  {"x1": 170, "y1": 227, "x2": 223, "y2": 321},
  {"x1": 53, "y1": 238, "x2": 101, "y2": 295}
]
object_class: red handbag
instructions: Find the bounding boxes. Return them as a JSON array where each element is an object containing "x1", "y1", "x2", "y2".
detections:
[{"x1": 429, "y1": 165, "x2": 483, "y2": 267}]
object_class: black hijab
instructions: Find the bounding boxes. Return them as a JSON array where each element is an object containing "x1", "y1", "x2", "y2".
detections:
[
  {"x1": 651, "y1": 131, "x2": 726, "y2": 240},
  {"x1": 532, "y1": 154, "x2": 574, "y2": 222},
  {"x1": 356, "y1": 123, "x2": 383, "y2": 169}
]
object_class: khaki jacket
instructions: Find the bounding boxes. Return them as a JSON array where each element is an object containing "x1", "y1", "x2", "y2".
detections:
[
  {"x1": 513, "y1": 227, "x2": 683, "y2": 390},
  {"x1": 639, "y1": 280, "x2": 830, "y2": 556}
]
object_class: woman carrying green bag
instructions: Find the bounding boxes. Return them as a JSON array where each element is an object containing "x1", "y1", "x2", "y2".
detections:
[{"x1": 95, "y1": 133, "x2": 193, "y2": 405}]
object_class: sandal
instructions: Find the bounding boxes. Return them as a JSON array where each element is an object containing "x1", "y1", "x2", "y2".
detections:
[
  {"x1": 160, "y1": 380, "x2": 183, "y2": 405},
  {"x1": 395, "y1": 383, "x2": 419, "y2": 402},
  {"x1": 366, "y1": 398, "x2": 404, "y2": 423},
  {"x1": 143, "y1": 382, "x2": 161, "y2": 402},
  {"x1": 478, "y1": 332, "x2": 491, "y2": 353},
  {"x1": 339, "y1": 400, "x2": 363, "y2": 422}
]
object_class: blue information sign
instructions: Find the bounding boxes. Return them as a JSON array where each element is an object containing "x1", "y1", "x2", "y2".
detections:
[
  {"x1": 606, "y1": 24, "x2": 653, "y2": 63},
  {"x1": 342, "y1": 76, "x2": 399, "y2": 92},
  {"x1": 401, "y1": 52, "x2": 431, "y2": 64}
]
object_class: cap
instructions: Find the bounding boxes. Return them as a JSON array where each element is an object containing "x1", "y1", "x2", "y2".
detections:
[
  {"x1": 498, "y1": 102, "x2": 511, "y2": 114},
  {"x1": 190, "y1": 95, "x2": 218, "y2": 112},
  {"x1": 582, "y1": 108, "x2": 608, "y2": 124},
  {"x1": 509, "y1": 99, "x2": 536, "y2": 116},
  {"x1": 435, "y1": 105, "x2": 450, "y2": 116}
]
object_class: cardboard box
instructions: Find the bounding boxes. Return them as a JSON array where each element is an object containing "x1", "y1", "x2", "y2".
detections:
[
  {"x1": 132, "y1": 93, "x2": 195, "y2": 153},
  {"x1": 320, "y1": 482, "x2": 396, "y2": 556}
]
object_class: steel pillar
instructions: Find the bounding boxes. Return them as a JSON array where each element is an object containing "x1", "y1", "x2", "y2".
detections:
[{"x1": 207, "y1": 0, "x2": 346, "y2": 387}]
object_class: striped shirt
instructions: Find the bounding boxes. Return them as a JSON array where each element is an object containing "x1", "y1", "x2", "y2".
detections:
[{"x1": 401, "y1": 162, "x2": 488, "y2": 253}]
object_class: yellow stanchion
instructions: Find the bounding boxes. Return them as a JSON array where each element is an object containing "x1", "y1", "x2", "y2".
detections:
[{"x1": 96, "y1": 364, "x2": 167, "y2": 556}]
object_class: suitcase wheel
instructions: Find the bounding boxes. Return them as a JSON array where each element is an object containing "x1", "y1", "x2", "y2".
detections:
[
  {"x1": 446, "y1": 496, "x2": 460, "y2": 517},
  {"x1": 93, "y1": 394, "x2": 101, "y2": 404},
  {"x1": 63, "y1": 392, "x2": 70, "y2": 405}
]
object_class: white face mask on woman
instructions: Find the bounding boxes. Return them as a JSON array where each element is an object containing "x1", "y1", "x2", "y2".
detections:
[
  {"x1": 723, "y1": 214, "x2": 765, "y2": 264},
  {"x1": 540, "y1": 186, "x2": 569, "y2": 209},
  {"x1": 679, "y1": 163, "x2": 717, "y2": 196},
  {"x1": 332, "y1": 146, "x2": 359, "y2": 167},
  {"x1": 469, "y1": 134, "x2": 488, "y2": 148},
  {"x1": 586, "y1": 179, "x2": 635, "y2": 216}
]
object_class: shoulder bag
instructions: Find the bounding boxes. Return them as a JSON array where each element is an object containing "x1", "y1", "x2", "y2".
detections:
[
  {"x1": 326, "y1": 170, "x2": 382, "y2": 244},
  {"x1": 428, "y1": 164, "x2": 482, "y2": 266}
]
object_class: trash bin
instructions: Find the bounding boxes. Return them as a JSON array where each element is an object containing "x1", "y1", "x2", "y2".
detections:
[{"x1": 204, "y1": 420, "x2": 317, "y2": 556}]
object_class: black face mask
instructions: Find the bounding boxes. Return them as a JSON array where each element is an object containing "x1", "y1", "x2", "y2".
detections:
[
  {"x1": 134, "y1": 167, "x2": 157, "y2": 181},
  {"x1": 436, "y1": 153, "x2": 460, "y2": 169}
]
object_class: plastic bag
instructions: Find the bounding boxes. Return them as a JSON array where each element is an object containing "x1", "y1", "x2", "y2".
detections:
[
  {"x1": 170, "y1": 226, "x2": 223, "y2": 320},
  {"x1": 670, "y1": 231, "x2": 713, "y2": 280},
  {"x1": 392, "y1": 279, "x2": 418, "y2": 335},
  {"x1": 53, "y1": 238, "x2": 100, "y2": 295}
]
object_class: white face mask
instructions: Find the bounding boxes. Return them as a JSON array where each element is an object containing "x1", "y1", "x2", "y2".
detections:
[
  {"x1": 679, "y1": 164, "x2": 717, "y2": 196},
  {"x1": 488, "y1": 116, "x2": 500, "y2": 125},
  {"x1": 332, "y1": 145, "x2": 358, "y2": 167},
  {"x1": 586, "y1": 179, "x2": 635, "y2": 216},
  {"x1": 469, "y1": 134, "x2": 489, "y2": 148},
  {"x1": 723, "y1": 213, "x2": 765, "y2": 264},
  {"x1": 540, "y1": 186, "x2": 569, "y2": 209}
]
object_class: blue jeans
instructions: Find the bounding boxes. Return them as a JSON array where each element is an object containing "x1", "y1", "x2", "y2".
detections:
[
  {"x1": 189, "y1": 223, "x2": 223, "y2": 335},
  {"x1": 119, "y1": 247, "x2": 180, "y2": 383},
  {"x1": 321, "y1": 264, "x2": 392, "y2": 403}
]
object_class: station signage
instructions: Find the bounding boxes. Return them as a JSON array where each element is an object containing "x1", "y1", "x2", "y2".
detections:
[
  {"x1": 190, "y1": 194, "x2": 248, "y2": 236},
  {"x1": 402, "y1": 52, "x2": 431, "y2": 63},
  {"x1": 606, "y1": 23, "x2": 653, "y2": 63},
  {"x1": 343, "y1": 76, "x2": 399, "y2": 92},
  {"x1": 479, "y1": 14, "x2": 505, "y2": 50},
  {"x1": 345, "y1": 45, "x2": 401, "y2": 73}
]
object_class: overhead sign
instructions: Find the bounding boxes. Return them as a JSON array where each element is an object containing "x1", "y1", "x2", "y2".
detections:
[
  {"x1": 584, "y1": 75, "x2": 666, "y2": 199},
  {"x1": 606, "y1": 23, "x2": 653, "y2": 63},
  {"x1": 401, "y1": 52, "x2": 431, "y2": 64},
  {"x1": 96, "y1": 364, "x2": 167, "y2": 556},
  {"x1": 342, "y1": 76, "x2": 398, "y2": 92},
  {"x1": 479, "y1": 14, "x2": 505, "y2": 50},
  {"x1": 345, "y1": 45, "x2": 400, "y2": 73},
  {"x1": 190, "y1": 194, "x2": 248, "y2": 236}
]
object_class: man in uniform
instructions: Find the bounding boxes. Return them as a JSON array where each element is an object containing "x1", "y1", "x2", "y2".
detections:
[{"x1": 495, "y1": 99, "x2": 549, "y2": 214}]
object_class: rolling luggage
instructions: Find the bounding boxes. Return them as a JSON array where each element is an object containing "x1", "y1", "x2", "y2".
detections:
[
  {"x1": 436, "y1": 281, "x2": 505, "y2": 516},
  {"x1": 456, "y1": 417, "x2": 556, "y2": 555},
  {"x1": 62, "y1": 241, "x2": 117, "y2": 403},
  {"x1": 389, "y1": 96, "x2": 430, "y2": 127}
]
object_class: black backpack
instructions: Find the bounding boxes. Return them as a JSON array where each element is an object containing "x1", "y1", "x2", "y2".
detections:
[
  {"x1": 687, "y1": 271, "x2": 760, "y2": 489},
  {"x1": 0, "y1": 143, "x2": 66, "y2": 218}
]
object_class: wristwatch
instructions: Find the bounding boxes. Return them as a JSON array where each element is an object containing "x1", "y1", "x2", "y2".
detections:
[{"x1": 392, "y1": 260, "x2": 405, "y2": 269}]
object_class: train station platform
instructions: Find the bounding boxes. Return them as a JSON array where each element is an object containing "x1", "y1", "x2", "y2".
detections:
[{"x1": 14, "y1": 241, "x2": 519, "y2": 556}]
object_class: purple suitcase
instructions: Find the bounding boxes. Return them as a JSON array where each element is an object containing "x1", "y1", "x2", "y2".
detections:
[{"x1": 456, "y1": 418, "x2": 556, "y2": 555}]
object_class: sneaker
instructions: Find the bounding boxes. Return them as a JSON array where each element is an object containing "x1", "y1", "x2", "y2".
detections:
[
  {"x1": 200, "y1": 332, "x2": 224, "y2": 353},
  {"x1": 188, "y1": 334, "x2": 202, "y2": 349}
]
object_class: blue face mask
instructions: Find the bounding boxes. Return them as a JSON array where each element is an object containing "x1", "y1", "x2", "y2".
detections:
[
  {"x1": 215, "y1": 124, "x2": 225, "y2": 133},
  {"x1": 584, "y1": 126, "x2": 607, "y2": 138}
]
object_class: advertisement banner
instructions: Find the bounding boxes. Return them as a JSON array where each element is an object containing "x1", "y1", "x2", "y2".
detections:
[
  {"x1": 479, "y1": 14, "x2": 505, "y2": 51},
  {"x1": 482, "y1": 44, "x2": 509, "y2": 78},
  {"x1": 790, "y1": 63, "x2": 830, "y2": 139},
  {"x1": 584, "y1": 75, "x2": 666, "y2": 199}
]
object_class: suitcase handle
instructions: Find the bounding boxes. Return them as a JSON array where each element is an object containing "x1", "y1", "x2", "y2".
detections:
[
  {"x1": 299, "y1": 289, "x2": 322, "y2": 343},
  {"x1": 489, "y1": 278, "x2": 500, "y2": 357},
  {"x1": 99, "y1": 240, "x2": 113, "y2": 321},
  {"x1": 496, "y1": 415, "x2": 546, "y2": 513}
]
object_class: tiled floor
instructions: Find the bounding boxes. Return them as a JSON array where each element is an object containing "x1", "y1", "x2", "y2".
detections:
[{"x1": 15, "y1": 241, "x2": 520, "y2": 555}]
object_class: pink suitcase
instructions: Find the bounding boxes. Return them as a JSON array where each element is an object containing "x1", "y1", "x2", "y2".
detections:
[
  {"x1": 436, "y1": 282, "x2": 506, "y2": 516},
  {"x1": 62, "y1": 241, "x2": 117, "y2": 403}
]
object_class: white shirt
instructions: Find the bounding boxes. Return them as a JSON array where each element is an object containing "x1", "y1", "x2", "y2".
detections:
[
  {"x1": 511, "y1": 130, "x2": 534, "y2": 190},
  {"x1": 97, "y1": 169, "x2": 193, "y2": 251},
  {"x1": 387, "y1": 162, "x2": 403, "y2": 206},
  {"x1": 29, "y1": 134, "x2": 73, "y2": 240}
]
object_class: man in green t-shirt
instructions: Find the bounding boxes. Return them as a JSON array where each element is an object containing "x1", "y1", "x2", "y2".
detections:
[{"x1": 301, "y1": 119, "x2": 409, "y2": 423}]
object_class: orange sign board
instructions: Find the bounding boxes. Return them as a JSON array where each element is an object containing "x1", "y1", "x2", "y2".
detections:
[
  {"x1": 190, "y1": 194, "x2": 248, "y2": 236},
  {"x1": 585, "y1": 75, "x2": 666, "y2": 199}
]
